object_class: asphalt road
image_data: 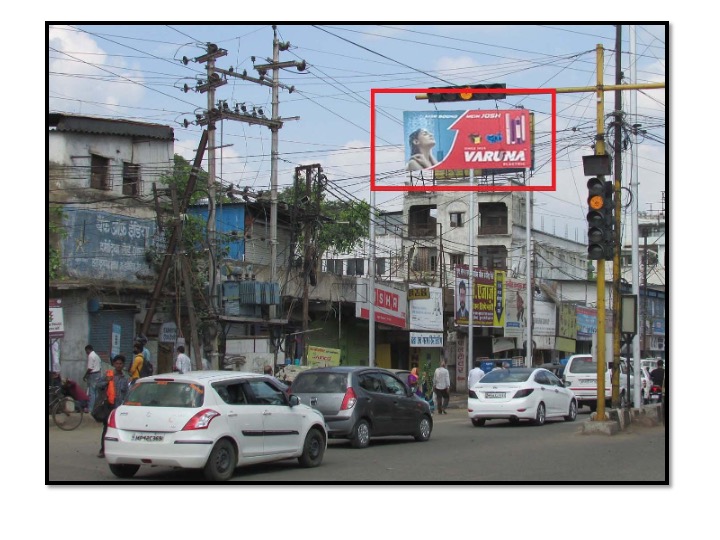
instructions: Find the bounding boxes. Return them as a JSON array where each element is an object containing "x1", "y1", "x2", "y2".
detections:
[{"x1": 47, "y1": 408, "x2": 667, "y2": 484}]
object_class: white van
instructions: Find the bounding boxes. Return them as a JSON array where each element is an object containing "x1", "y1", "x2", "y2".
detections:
[{"x1": 563, "y1": 354, "x2": 634, "y2": 411}]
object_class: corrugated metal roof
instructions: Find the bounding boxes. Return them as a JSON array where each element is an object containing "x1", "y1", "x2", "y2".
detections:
[{"x1": 48, "y1": 113, "x2": 174, "y2": 141}]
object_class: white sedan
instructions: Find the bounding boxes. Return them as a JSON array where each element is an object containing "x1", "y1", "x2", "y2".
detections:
[
  {"x1": 104, "y1": 371, "x2": 328, "y2": 481},
  {"x1": 468, "y1": 367, "x2": 578, "y2": 426}
]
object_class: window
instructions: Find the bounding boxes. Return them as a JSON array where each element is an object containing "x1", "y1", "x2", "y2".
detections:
[
  {"x1": 450, "y1": 254, "x2": 464, "y2": 267},
  {"x1": 122, "y1": 162, "x2": 140, "y2": 196},
  {"x1": 359, "y1": 373, "x2": 384, "y2": 393},
  {"x1": 450, "y1": 212, "x2": 464, "y2": 227},
  {"x1": 478, "y1": 246, "x2": 507, "y2": 270},
  {"x1": 213, "y1": 382, "x2": 247, "y2": 405},
  {"x1": 90, "y1": 154, "x2": 110, "y2": 190},
  {"x1": 347, "y1": 258, "x2": 364, "y2": 276},
  {"x1": 376, "y1": 257, "x2": 386, "y2": 276},
  {"x1": 325, "y1": 259, "x2": 343, "y2": 275},
  {"x1": 379, "y1": 373, "x2": 406, "y2": 395},
  {"x1": 478, "y1": 202, "x2": 508, "y2": 234},
  {"x1": 245, "y1": 380, "x2": 286, "y2": 405}
]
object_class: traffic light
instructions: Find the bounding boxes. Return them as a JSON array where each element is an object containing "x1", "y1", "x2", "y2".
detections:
[
  {"x1": 427, "y1": 83, "x2": 507, "y2": 103},
  {"x1": 586, "y1": 177, "x2": 615, "y2": 260}
]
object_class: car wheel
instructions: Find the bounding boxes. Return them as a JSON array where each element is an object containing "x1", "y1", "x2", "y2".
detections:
[
  {"x1": 298, "y1": 428, "x2": 325, "y2": 468},
  {"x1": 471, "y1": 418, "x2": 485, "y2": 427},
  {"x1": 533, "y1": 402, "x2": 546, "y2": 426},
  {"x1": 204, "y1": 439, "x2": 236, "y2": 481},
  {"x1": 351, "y1": 419, "x2": 371, "y2": 448},
  {"x1": 564, "y1": 400, "x2": 577, "y2": 422},
  {"x1": 414, "y1": 415, "x2": 432, "y2": 441},
  {"x1": 108, "y1": 464, "x2": 140, "y2": 479}
]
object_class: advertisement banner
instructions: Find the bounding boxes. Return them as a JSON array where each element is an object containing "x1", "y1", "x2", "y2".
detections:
[
  {"x1": 558, "y1": 304, "x2": 578, "y2": 340},
  {"x1": 307, "y1": 346, "x2": 341, "y2": 368},
  {"x1": 533, "y1": 301, "x2": 556, "y2": 336},
  {"x1": 404, "y1": 110, "x2": 532, "y2": 172},
  {"x1": 409, "y1": 332, "x2": 443, "y2": 348},
  {"x1": 454, "y1": 266, "x2": 505, "y2": 327},
  {"x1": 49, "y1": 299, "x2": 64, "y2": 338},
  {"x1": 576, "y1": 306, "x2": 597, "y2": 340},
  {"x1": 504, "y1": 278, "x2": 526, "y2": 338},
  {"x1": 356, "y1": 279, "x2": 407, "y2": 329},
  {"x1": 409, "y1": 286, "x2": 443, "y2": 331}
]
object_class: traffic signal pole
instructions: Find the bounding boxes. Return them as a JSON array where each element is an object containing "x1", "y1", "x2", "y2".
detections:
[{"x1": 594, "y1": 44, "x2": 608, "y2": 422}]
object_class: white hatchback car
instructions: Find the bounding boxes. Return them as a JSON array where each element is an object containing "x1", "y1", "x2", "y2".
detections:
[
  {"x1": 104, "y1": 371, "x2": 328, "y2": 481},
  {"x1": 467, "y1": 367, "x2": 578, "y2": 426}
]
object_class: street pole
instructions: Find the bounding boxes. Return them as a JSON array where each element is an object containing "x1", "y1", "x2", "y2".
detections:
[
  {"x1": 525, "y1": 181, "x2": 533, "y2": 368},
  {"x1": 206, "y1": 51, "x2": 219, "y2": 370},
  {"x1": 270, "y1": 29, "x2": 280, "y2": 322},
  {"x1": 612, "y1": 25, "x2": 623, "y2": 407},
  {"x1": 467, "y1": 169, "x2": 475, "y2": 373},
  {"x1": 630, "y1": 25, "x2": 642, "y2": 406},
  {"x1": 369, "y1": 187, "x2": 376, "y2": 367},
  {"x1": 595, "y1": 44, "x2": 608, "y2": 421}
]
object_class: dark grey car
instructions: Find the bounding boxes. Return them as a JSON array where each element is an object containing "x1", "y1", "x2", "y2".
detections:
[{"x1": 289, "y1": 367, "x2": 433, "y2": 448}]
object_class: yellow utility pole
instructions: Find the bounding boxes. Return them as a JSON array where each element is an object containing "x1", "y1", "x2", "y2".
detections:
[{"x1": 594, "y1": 44, "x2": 608, "y2": 422}]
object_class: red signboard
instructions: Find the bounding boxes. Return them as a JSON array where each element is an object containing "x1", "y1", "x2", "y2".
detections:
[{"x1": 435, "y1": 110, "x2": 532, "y2": 170}]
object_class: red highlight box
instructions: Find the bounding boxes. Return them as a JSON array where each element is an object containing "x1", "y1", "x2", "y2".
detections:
[{"x1": 370, "y1": 87, "x2": 557, "y2": 192}]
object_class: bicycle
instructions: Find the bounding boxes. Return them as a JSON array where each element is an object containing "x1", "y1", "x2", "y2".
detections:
[{"x1": 48, "y1": 385, "x2": 84, "y2": 431}]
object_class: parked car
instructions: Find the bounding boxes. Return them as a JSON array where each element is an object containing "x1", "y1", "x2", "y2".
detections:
[
  {"x1": 104, "y1": 371, "x2": 328, "y2": 481},
  {"x1": 467, "y1": 367, "x2": 577, "y2": 426},
  {"x1": 562, "y1": 354, "x2": 634, "y2": 411},
  {"x1": 290, "y1": 366, "x2": 433, "y2": 448}
]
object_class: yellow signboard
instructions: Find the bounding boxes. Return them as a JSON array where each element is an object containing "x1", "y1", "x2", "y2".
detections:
[
  {"x1": 408, "y1": 287, "x2": 430, "y2": 300},
  {"x1": 307, "y1": 346, "x2": 341, "y2": 368}
]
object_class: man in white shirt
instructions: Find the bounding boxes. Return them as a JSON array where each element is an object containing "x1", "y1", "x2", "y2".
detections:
[
  {"x1": 468, "y1": 360, "x2": 485, "y2": 388},
  {"x1": 175, "y1": 345, "x2": 192, "y2": 374},
  {"x1": 83, "y1": 344, "x2": 103, "y2": 412},
  {"x1": 433, "y1": 360, "x2": 451, "y2": 414}
]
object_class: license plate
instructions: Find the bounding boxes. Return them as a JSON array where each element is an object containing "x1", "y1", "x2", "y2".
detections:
[
  {"x1": 485, "y1": 392, "x2": 506, "y2": 399},
  {"x1": 580, "y1": 379, "x2": 596, "y2": 384},
  {"x1": 131, "y1": 433, "x2": 164, "y2": 442}
]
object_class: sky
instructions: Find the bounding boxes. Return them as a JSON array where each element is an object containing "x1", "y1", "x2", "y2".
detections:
[{"x1": 48, "y1": 23, "x2": 666, "y2": 247}]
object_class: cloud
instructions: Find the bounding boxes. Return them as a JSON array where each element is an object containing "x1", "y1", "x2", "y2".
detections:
[{"x1": 49, "y1": 25, "x2": 146, "y2": 115}]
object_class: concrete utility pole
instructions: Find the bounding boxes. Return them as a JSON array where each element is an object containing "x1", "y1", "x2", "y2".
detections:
[
  {"x1": 204, "y1": 27, "x2": 304, "y2": 366},
  {"x1": 295, "y1": 163, "x2": 324, "y2": 364},
  {"x1": 611, "y1": 25, "x2": 623, "y2": 407}
]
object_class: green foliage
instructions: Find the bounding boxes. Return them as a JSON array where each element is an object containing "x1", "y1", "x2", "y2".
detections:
[
  {"x1": 316, "y1": 199, "x2": 370, "y2": 255},
  {"x1": 48, "y1": 206, "x2": 67, "y2": 280}
]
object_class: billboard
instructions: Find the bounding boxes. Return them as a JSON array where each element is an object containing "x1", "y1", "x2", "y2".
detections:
[
  {"x1": 409, "y1": 286, "x2": 443, "y2": 332},
  {"x1": 454, "y1": 266, "x2": 506, "y2": 327},
  {"x1": 356, "y1": 279, "x2": 407, "y2": 329},
  {"x1": 404, "y1": 110, "x2": 532, "y2": 172}
]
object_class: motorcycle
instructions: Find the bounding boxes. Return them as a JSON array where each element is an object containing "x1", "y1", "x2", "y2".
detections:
[{"x1": 648, "y1": 384, "x2": 663, "y2": 404}]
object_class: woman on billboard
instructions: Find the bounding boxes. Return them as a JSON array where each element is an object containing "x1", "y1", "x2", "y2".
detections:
[{"x1": 407, "y1": 128, "x2": 438, "y2": 171}]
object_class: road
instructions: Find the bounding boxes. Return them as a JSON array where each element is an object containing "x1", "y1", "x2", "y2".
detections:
[{"x1": 47, "y1": 408, "x2": 666, "y2": 483}]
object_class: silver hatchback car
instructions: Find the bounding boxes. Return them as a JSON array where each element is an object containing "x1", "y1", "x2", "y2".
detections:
[{"x1": 290, "y1": 367, "x2": 432, "y2": 448}]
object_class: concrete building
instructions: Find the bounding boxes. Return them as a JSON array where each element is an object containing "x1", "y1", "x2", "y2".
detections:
[{"x1": 48, "y1": 113, "x2": 174, "y2": 381}]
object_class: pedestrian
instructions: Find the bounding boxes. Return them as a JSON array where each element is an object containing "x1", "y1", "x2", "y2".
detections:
[
  {"x1": 136, "y1": 334, "x2": 151, "y2": 366},
  {"x1": 263, "y1": 364, "x2": 289, "y2": 394},
  {"x1": 433, "y1": 360, "x2": 451, "y2": 414},
  {"x1": 129, "y1": 342, "x2": 144, "y2": 384},
  {"x1": 83, "y1": 344, "x2": 103, "y2": 412},
  {"x1": 408, "y1": 367, "x2": 419, "y2": 394},
  {"x1": 96, "y1": 354, "x2": 130, "y2": 458},
  {"x1": 468, "y1": 360, "x2": 485, "y2": 388},
  {"x1": 64, "y1": 378, "x2": 90, "y2": 412},
  {"x1": 175, "y1": 345, "x2": 192, "y2": 374},
  {"x1": 650, "y1": 359, "x2": 665, "y2": 387}
]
